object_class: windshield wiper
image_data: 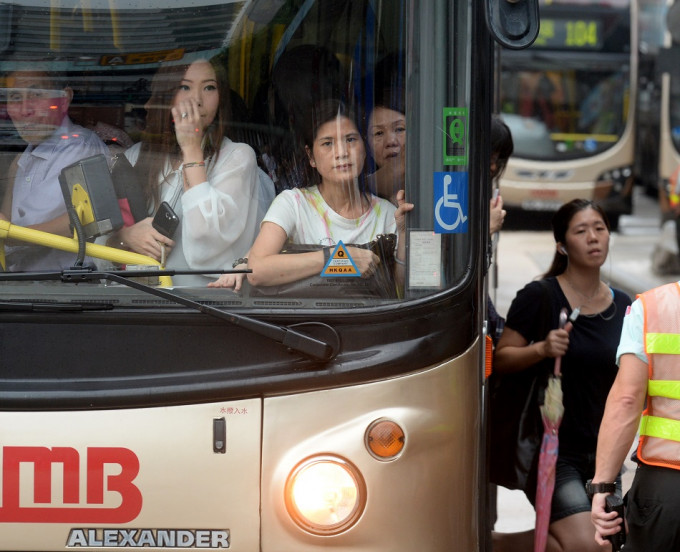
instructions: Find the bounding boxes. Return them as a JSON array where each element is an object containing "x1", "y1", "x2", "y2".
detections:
[
  {"x1": 0, "y1": 300, "x2": 114, "y2": 312},
  {"x1": 0, "y1": 268, "x2": 337, "y2": 361}
]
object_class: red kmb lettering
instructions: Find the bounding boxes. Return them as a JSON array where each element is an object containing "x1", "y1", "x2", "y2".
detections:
[{"x1": 0, "y1": 446, "x2": 142, "y2": 523}]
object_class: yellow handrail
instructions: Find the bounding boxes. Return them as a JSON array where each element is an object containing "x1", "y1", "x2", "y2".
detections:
[{"x1": 0, "y1": 220, "x2": 173, "y2": 287}]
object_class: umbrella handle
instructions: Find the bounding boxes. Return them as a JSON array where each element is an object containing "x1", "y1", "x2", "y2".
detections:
[
  {"x1": 554, "y1": 356, "x2": 562, "y2": 377},
  {"x1": 558, "y1": 307, "x2": 568, "y2": 330},
  {"x1": 554, "y1": 308, "x2": 568, "y2": 377}
]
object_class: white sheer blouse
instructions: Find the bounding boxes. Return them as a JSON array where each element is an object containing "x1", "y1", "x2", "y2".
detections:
[{"x1": 125, "y1": 137, "x2": 273, "y2": 286}]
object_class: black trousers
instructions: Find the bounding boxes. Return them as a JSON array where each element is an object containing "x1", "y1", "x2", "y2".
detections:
[{"x1": 625, "y1": 463, "x2": 680, "y2": 552}]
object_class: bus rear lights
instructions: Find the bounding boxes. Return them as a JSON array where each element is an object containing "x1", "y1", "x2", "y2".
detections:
[
  {"x1": 365, "y1": 419, "x2": 405, "y2": 460},
  {"x1": 596, "y1": 166, "x2": 633, "y2": 196},
  {"x1": 593, "y1": 178, "x2": 613, "y2": 200},
  {"x1": 284, "y1": 455, "x2": 366, "y2": 535}
]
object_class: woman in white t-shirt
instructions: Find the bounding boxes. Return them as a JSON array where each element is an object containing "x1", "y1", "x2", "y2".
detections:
[{"x1": 211, "y1": 99, "x2": 412, "y2": 290}]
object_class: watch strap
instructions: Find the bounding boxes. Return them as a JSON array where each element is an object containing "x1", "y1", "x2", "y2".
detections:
[{"x1": 586, "y1": 480, "x2": 616, "y2": 499}]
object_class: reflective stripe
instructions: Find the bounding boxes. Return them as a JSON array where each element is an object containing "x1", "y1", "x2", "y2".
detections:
[
  {"x1": 647, "y1": 332, "x2": 680, "y2": 354},
  {"x1": 648, "y1": 380, "x2": 680, "y2": 400},
  {"x1": 638, "y1": 284, "x2": 680, "y2": 471},
  {"x1": 646, "y1": 332, "x2": 680, "y2": 354},
  {"x1": 640, "y1": 415, "x2": 680, "y2": 442}
]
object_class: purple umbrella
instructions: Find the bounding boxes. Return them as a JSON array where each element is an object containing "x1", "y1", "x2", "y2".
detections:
[{"x1": 534, "y1": 308, "x2": 568, "y2": 552}]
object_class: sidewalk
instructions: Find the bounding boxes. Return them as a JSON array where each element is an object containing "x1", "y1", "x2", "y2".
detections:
[{"x1": 491, "y1": 191, "x2": 676, "y2": 532}]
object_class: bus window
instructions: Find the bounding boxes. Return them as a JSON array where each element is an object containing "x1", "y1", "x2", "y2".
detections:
[{"x1": 0, "y1": 0, "x2": 473, "y2": 307}]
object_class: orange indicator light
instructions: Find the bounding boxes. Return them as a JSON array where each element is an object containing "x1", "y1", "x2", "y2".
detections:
[{"x1": 365, "y1": 419, "x2": 405, "y2": 460}]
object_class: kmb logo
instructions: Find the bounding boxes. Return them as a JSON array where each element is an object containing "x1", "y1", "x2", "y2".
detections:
[{"x1": 0, "y1": 447, "x2": 142, "y2": 523}]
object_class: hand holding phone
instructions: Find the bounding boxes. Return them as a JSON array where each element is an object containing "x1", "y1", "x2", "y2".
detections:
[{"x1": 152, "y1": 201, "x2": 179, "y2": 239}]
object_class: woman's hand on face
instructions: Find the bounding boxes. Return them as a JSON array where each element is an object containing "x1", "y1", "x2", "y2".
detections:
[
  {"x1": 346, "y1": 247, "x2": 380, "y2": 279},
  {"x1": 541, "y1": 322, "x2": 573, "y2": 358},
  {"x1": 120, "y1": 217, "x2": 175, "y2": 261},
  {"x1": 395, "y1": 189, "x2": 414, "y2": 233},
  {"x1": 171, "y1": 99, "x2": 204, "y2": 152}
]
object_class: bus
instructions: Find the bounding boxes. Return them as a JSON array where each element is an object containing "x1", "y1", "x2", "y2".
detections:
[
  {"x1": 497, "y1": 0, "x2": 637, "y2": 229},
  {"x1": 657, "y1": 0, "x2": 680, "y2": 214},
  {"x1": 634, "y1": 0, "x2": 668, "y2": 197},
  {"x1": 0, "y1": 1, "x2": 537, "y2": 550}
]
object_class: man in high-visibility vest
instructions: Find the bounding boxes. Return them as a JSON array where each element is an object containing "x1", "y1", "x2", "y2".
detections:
[{"x1": 590, "y1": 282, "x2": 680, "y2": 550}]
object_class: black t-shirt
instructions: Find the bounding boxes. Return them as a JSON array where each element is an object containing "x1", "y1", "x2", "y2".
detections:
[{"x1": 505, "y1": 277, "x2": 632, "y2": 454}]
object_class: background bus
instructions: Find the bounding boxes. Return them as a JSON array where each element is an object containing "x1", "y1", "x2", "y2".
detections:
[
  {"x1": 0, "y1": 0, "x2": 537, "y2": 550},
  {"x1": 634, "y1": 0, "x2": 668, "y2": 197},
  {"x1": 656, "y1": 0, "x2": 680, "y2": 215},
  {"x1": 497, "y1": 0, "x2": 636, "y2": 229}
]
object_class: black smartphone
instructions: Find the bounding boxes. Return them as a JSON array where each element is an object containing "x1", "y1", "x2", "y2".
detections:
[
  {"x1": 604, "y1": 494, "x2": 626, "y2": 551},
  {"x1": 152, "y1": 201, "x2": 179, "y2": 239}
]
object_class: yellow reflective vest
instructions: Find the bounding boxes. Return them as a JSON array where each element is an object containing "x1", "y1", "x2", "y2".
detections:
[{"x1": 638, "y1": 282, "x2": 680, "y2": 469}]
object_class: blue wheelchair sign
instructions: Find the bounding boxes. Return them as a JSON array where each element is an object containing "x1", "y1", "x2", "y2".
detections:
[{"x1": 433, "y1": 172, "x2": 468, "y2": 233}]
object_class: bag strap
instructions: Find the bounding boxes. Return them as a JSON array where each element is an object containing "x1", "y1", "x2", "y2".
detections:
[
  {"x1": 537, "y1": 278, "x2": 555, "y2": 341},
  {"x1": 528, "y1": 278, "x2": 556, "y2": 387}
]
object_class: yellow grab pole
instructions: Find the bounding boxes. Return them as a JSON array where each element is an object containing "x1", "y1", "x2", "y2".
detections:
[{"x1": 0, "y1": 220, "x2": 173, "y2": 287}]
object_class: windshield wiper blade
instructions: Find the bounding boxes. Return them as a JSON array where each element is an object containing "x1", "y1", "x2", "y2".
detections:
[
  {"x1": 0, "y1": 268, "x2": 336, "y2": 361},
  {"x1": 0, "y1": 300, "x2": 114, "y2": 312}
]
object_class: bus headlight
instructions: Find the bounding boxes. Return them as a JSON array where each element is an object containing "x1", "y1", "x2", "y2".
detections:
[{"x1": 285, "y1": 455, "x2": 366, "y2": 535}]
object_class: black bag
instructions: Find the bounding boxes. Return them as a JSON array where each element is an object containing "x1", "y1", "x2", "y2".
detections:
[
  {"x1": 487, "y1": 364, "x2": 550, "y2": 494},
  {"x1": 110, "y1": 154, "x2": 148, "y2": 225},
  {"x1": 249, "y1": 233, "x2": 398, "y2": 299},
  {"x1": 487, "y1": 297, "x2": 505, "y2": 347},
  {"x1": 487, "y1": 279, "x2": 553, "y2": 494}
]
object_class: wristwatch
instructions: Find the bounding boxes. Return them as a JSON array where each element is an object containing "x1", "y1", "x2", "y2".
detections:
[{"x1": 585, "y1": 479, "x2": 616, "y2": 500}]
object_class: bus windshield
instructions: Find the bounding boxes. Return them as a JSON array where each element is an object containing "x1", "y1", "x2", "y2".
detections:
[
  {"x1": 0, "y1": 0, "x2": 473, "y2": 308},
  {"x1": 500, "y1": 0, "x2": 632, "y2": 161}
]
